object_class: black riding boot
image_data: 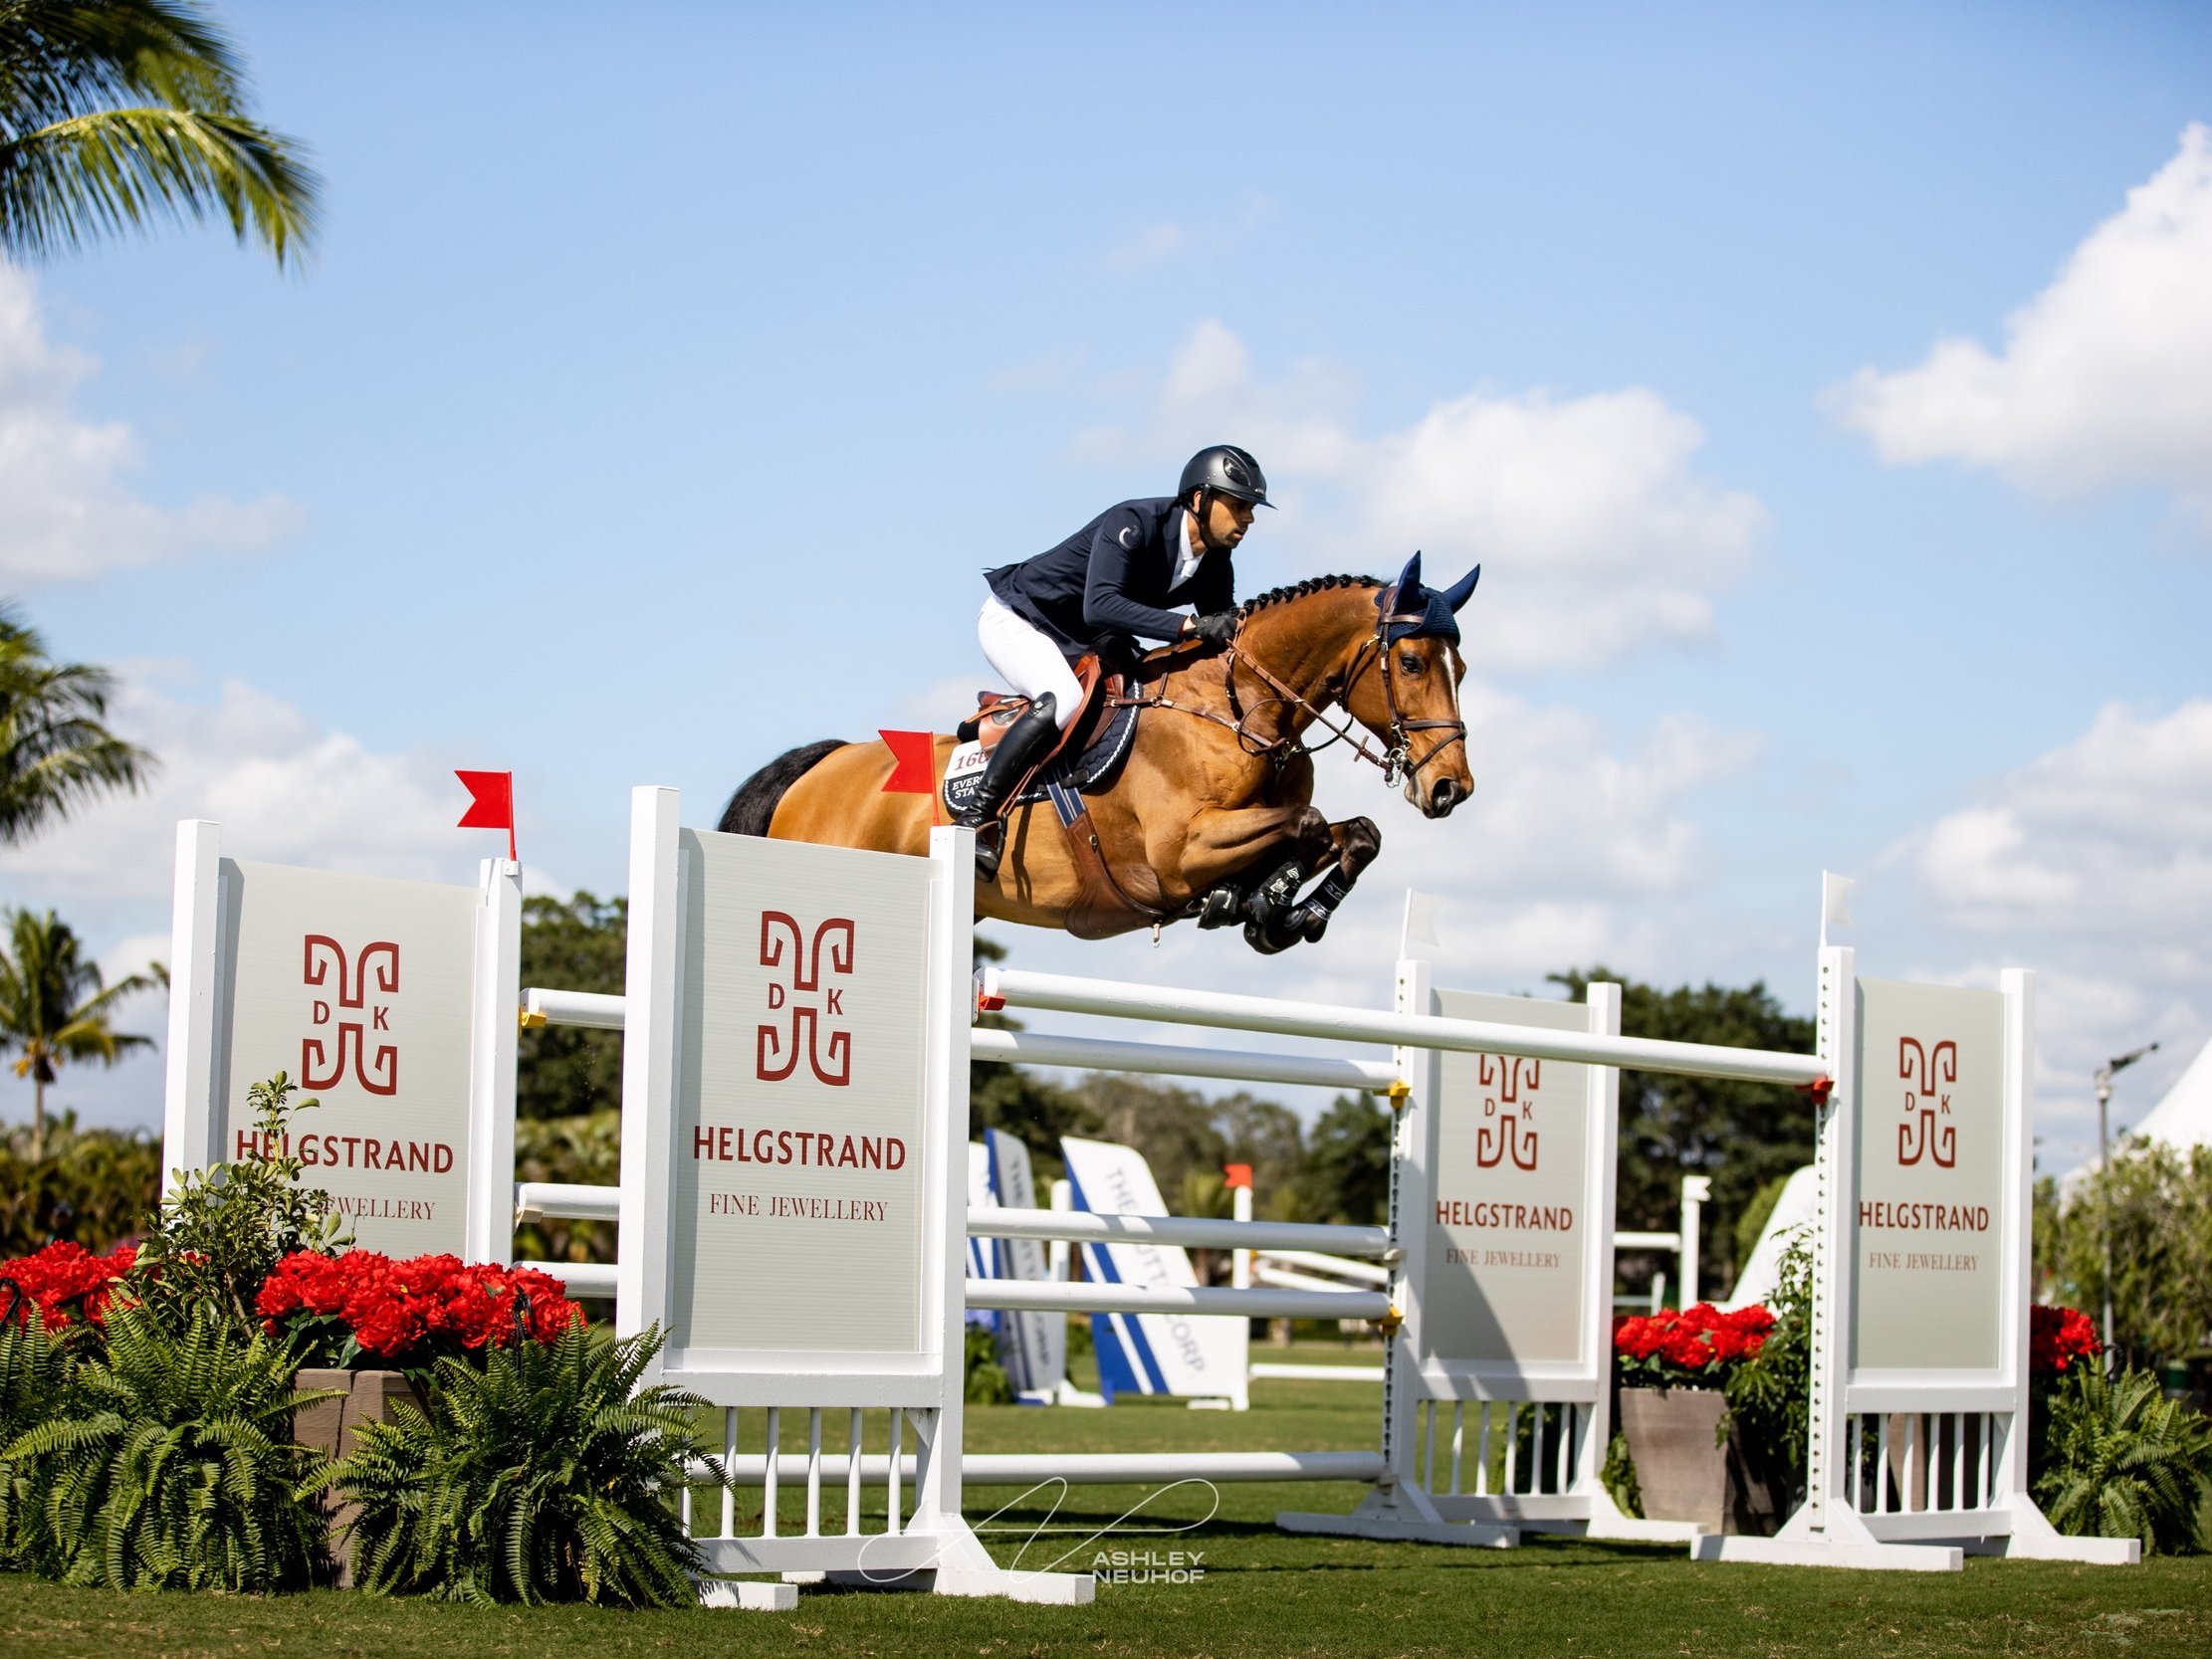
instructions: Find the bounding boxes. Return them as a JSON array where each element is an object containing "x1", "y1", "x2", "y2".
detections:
[{"x1": 958, "y1": 694, "x2": 1060, "y2": 884}]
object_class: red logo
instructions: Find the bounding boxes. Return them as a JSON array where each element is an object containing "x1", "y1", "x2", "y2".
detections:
[
  {"x1": 758, "y1": 912, "x2": 855, "y2": 1086},
  {"x1": 1474, "y1": 1054, "x2": 1540, "y2": 1171},
  {"x1": 1896, "y1": 1037, "x2": 1958, "y2": 1168},
  {"x1": 303, "y1": 935, "x2": 399, "y2": 1095}
]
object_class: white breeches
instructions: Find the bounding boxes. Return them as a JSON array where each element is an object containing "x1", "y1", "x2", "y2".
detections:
[{"x1": 978, "y1": 596, "x2": 1082, "y2": 729}]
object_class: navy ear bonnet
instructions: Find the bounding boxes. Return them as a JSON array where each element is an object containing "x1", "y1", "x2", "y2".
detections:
[{"x1": 1376, "y1": 550, "x2": 1481, "y2": 644}]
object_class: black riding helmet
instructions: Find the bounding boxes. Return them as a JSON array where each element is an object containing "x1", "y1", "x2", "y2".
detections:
[
  {"x1": 1179, "y1": 444, "x2": 1272, "y2": 509},
  {"x1": 1179, "y1": 444, "x2": 1271, "y2": 553}
]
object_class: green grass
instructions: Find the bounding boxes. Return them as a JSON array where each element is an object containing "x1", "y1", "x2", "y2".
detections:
[{"x1": 2, "y1": 1348, "x2": 2207, "y2": 1658}]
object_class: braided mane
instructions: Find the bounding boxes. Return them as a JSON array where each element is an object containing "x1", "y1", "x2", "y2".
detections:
[{"x1": 1236, "y1": 574, "x2": 1381, "y2": 620}]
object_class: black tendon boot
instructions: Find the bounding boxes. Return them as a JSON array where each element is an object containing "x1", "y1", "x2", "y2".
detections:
[{"x1": 959, "y1": 694, "x2": 1060, "y2": 883}]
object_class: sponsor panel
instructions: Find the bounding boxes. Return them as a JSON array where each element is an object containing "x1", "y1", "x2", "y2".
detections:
[
  {"x1": 217, "y1": 862, "x2": 478, "y2": 1255},
  {"x1": 1852, "y1": 977, "x2": 2007, "y2": 1374},
  {"x1": 1424, "y1": 990, "x2": 1594, "y2": 1367},
  {"x1": 667, "y1": 831, "x2": 932, "y2": 1355}
]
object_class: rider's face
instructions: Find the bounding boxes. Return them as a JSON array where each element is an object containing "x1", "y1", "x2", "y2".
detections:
[{"x1": 1200, "y1": 494, "x2": 1255, "y2": 549}]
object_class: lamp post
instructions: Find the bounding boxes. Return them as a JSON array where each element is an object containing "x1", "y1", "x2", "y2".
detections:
[{"x1": 2093, "y1": 1042, "x2": 2159, "y2": 1357}]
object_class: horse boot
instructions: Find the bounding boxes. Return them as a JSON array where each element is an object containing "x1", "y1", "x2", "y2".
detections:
[
  {"x1": 1239, "y1": 857, "x2": 1312, "y2": 955},
  {"x1": 957, "y1": 693, "x2": 1059, "y2": 884}
]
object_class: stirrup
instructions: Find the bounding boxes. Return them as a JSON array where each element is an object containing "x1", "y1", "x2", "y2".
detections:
[{"x1": 973, "y1": 819, "x2": 1006, "y2": 884}]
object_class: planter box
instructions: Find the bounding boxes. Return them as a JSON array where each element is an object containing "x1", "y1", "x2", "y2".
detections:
[
  {"x1": 1617, "y1": 1385, "x2": 1780, "y2": 1537},
  {"x1": 295, "y1": 1368, "x2": 427, "y2": 1585}
]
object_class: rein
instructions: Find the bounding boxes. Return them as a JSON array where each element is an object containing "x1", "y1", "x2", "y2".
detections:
[{"x1": 1124, "y1": 585, "x2": 1467, "y2": 788}]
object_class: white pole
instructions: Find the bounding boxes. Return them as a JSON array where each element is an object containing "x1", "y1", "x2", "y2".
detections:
[
  {"x1": 973, "y1": 1025, "x2": 1401, "y2": 1093},
  {"x1": 968, "y1": 1207, "x2": 1390, "y2": 1256},
  {"x1": 162, "y1": 821, "x2": 224, "y2": 1175},
  {"x1": 969, "y1": 1281, "x2": 1392, "y2": 1322},
  {"x1": 982, "y1": 967, "x2": 1826, "y2": 1087},
  {"x1": 1679, "y1": 1174, "x2": 1711, "y2": 1308},
  {"x1": 466, "y1": 856, "x2": 523, "y2": 1265}
]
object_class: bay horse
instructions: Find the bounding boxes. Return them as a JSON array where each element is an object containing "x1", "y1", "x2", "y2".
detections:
[{"x1": 719, "y1": 553, "x2": 1480, "y2": 952}]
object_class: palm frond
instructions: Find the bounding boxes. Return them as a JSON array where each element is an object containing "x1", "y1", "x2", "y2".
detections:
[{"x1": 0, "y1": 99, "x2": 317, "y2": 265}]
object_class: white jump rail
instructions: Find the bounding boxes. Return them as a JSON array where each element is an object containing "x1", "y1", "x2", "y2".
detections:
[{"x1": 978, "y1": 966, "x2": 1828, "y2": 1088}]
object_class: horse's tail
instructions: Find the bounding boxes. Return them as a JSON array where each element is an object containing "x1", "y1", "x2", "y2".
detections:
[{"x1": 718, "y1": 739, "x2": 849, "y2": 836}]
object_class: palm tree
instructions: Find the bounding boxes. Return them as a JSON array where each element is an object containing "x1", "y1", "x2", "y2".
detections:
[
  {"x1": 0, "y1": 603, "x2": 153, "y2": 844},
  {"x1": 0, "y1": 907, "x2": 152, "y2": 1159},
  {"x1": 1, "y1": 0, "x2": 319, "y2": 267}
]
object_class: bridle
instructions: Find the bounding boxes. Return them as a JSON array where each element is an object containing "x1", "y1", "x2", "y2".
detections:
[{"x1": 1128, "y1": 583, "x2": 1469, "y2": 790}]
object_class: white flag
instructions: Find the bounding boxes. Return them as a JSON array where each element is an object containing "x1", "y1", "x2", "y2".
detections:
[
  {"x1": 1401, "y1": 890, "x2": 1442, "y2": 958},
  {"x1": 1821, "y1": 871, "x2": 1856, "y2": 947}
]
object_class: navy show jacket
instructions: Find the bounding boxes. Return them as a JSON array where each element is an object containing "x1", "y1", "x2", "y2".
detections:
[{"x1": 986, "y1": 496, "x2": 1234, "y2": 655}]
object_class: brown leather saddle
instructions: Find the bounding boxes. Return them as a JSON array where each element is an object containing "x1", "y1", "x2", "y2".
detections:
[
  {"x1": 949, "y1": 656, "x2": 1162, "y2": 939},
  {"x1": 954, "y1": 654, "x2": 1123, "y2": 765}
]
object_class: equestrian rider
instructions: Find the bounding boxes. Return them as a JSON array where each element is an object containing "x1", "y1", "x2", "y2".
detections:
[{"x1": 961, "y1": 444, "x2": 1271, "y2": 879}]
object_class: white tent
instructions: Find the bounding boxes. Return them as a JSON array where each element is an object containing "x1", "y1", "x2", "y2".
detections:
[
  {"x1": 1724, "y1": 1164, "x2": 1818, "y2": 1311},
  {"x1": 2117, "y1": 1036, "x2": 2212, "y2": 1154},
  {"x1": 2060, "y1": 1035, "x2": 2212, "y2": 1194}
]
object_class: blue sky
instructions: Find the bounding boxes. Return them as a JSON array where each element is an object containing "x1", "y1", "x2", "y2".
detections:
[{"x1": 3, "y1": 2, "x2": 2209, "y2": 1167}]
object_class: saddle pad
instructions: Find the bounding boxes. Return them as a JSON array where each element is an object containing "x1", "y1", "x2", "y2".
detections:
[{"x1": 939, "y1": 697, "x2": 1140, "y2": 820}]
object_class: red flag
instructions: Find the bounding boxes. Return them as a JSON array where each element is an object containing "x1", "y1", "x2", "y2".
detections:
[
  {"x1": 879, "y1": 730, "x2": 937, "y2": 794},
  {"x1": 1223, "y1": 1163, "x2": 1254, "y2": 1190},
  {"x1": 455, "y1": 770, "x2": 517, "y2": 863}
]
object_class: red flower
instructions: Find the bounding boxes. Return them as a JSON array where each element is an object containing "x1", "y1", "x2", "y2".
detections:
[
  {"x1": 254, "y1": 1248, "x2": 586, "y2": 1364},
  {"x1": 0, "y1": 1241, "x2": 136, "y2": 1330},
  {"x1": 2029, "y1": 1303, "x2": 2100, "y2": 1378}
]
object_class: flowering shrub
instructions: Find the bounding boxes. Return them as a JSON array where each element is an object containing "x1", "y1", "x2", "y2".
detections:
[
  {"x1": 257, "y1": 1250, "x2": 582, "y2": 1367},
  {"x1": 2030, "y1": 1303, "x2": 2101, "y2": 1380},
  {"x1": 1614, "y1": 1302, "x2": 1776, "y2": 1389},
  {"x1": 0, "y1": 1242, "x2": 136, "y2": 1331}
]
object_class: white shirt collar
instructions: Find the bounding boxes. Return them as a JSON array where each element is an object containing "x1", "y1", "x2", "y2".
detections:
[{"x1": 1171, "y1": 508, "x2": 1206, "y2": 590}]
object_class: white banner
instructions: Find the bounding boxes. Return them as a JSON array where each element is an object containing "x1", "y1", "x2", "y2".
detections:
[
  {"x1": 1060, "y1": 1136, "x2": 1243, "y2": 1401},
  {"x1": 985, "y1": 1129, "x2": 1063, "y2": 1397}
]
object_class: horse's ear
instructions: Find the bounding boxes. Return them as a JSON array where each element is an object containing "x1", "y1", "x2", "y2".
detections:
[
  {"x1": 1394, "y1": 550, "x2": 1425, "y2": 598},
  {"x1": 1443, "y1": 563, "x2": 1481, "y2": 613}
]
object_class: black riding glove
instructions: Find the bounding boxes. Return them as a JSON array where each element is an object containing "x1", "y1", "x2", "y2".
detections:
[{"x1": 1190, "y1": 611, "x2": 1238, "y2": 648}]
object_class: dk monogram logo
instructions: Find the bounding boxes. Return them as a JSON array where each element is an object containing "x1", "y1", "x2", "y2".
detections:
[
  {"x1": 757, "y1": 912, "x2": 856, "y2": 1086},
  {"x1": 1474, "y1": 1054, "x2": 1541, "y2": 1171},
  {"x1": 302, "y1": 935, "x2": 399, "y2": 1095},
  {"x1": 1896, "y1": 1036, "x2": 1958, "y2": 1168}
]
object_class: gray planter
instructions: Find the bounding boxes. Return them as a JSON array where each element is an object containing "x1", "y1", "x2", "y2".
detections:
[
  {"x1": 1617, "y1": 1385, "x2": 1779, "y2": 1537},
  {"x1": 296, "y1": 1368, "x2": 428, "y2": 1585}
]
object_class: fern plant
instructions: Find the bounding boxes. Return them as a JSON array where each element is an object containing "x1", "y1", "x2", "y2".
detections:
[
  {"x1": 1, "y1": 1302, "x2": 338, "y2": 1589},
  {"x1": 337, "y1": 1320, "x2": 713, "y2": 1606},
  {"x1": 2035, "y1": 1364, "x2": 2212, "y2": 1555},
  {"x1": 0, "y1": 1313, "x2": 76, "y2": 1571}
]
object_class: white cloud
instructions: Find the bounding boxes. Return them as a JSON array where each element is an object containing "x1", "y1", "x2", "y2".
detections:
[
  {"x1": 1074, "y1": 320, "x2": 1768, "y2": 672},
  {"x1": 0, "y1": 665, "x2": 493, "y2": 904},
  {"x1": 1901, "y1": 700, "x2": 2212, "y2": 936},
  {"x1": 1889, "y1": 700, "x2": 2212, "y2": 1160},
  {"x1": 1830, "y1": 124, "x2": 2212, "y2": 518},
  {"x1": 1106, "y1": 221, "x2": 1186, "y2": 272},
  {"x1": 0, "y1": 263, "x2": 302, "y2": 581}
]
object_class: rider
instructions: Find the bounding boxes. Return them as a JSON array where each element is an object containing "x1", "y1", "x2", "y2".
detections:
[{"x1": 960, "y1": 444, "x2": 1271, "y2": 878}]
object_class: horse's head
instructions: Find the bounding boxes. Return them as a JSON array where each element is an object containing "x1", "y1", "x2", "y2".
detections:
[{"x1": 1341, "y1": 552, "x2": 1479, "y2": 819}]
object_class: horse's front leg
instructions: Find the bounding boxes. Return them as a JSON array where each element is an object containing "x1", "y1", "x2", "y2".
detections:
[
  {"x1": 1167, "y1": 802, "x2": 1333, "y2": 912},
  {"x1": 1283, "y1": 815, "x2": 1383, "y2": 944}
]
